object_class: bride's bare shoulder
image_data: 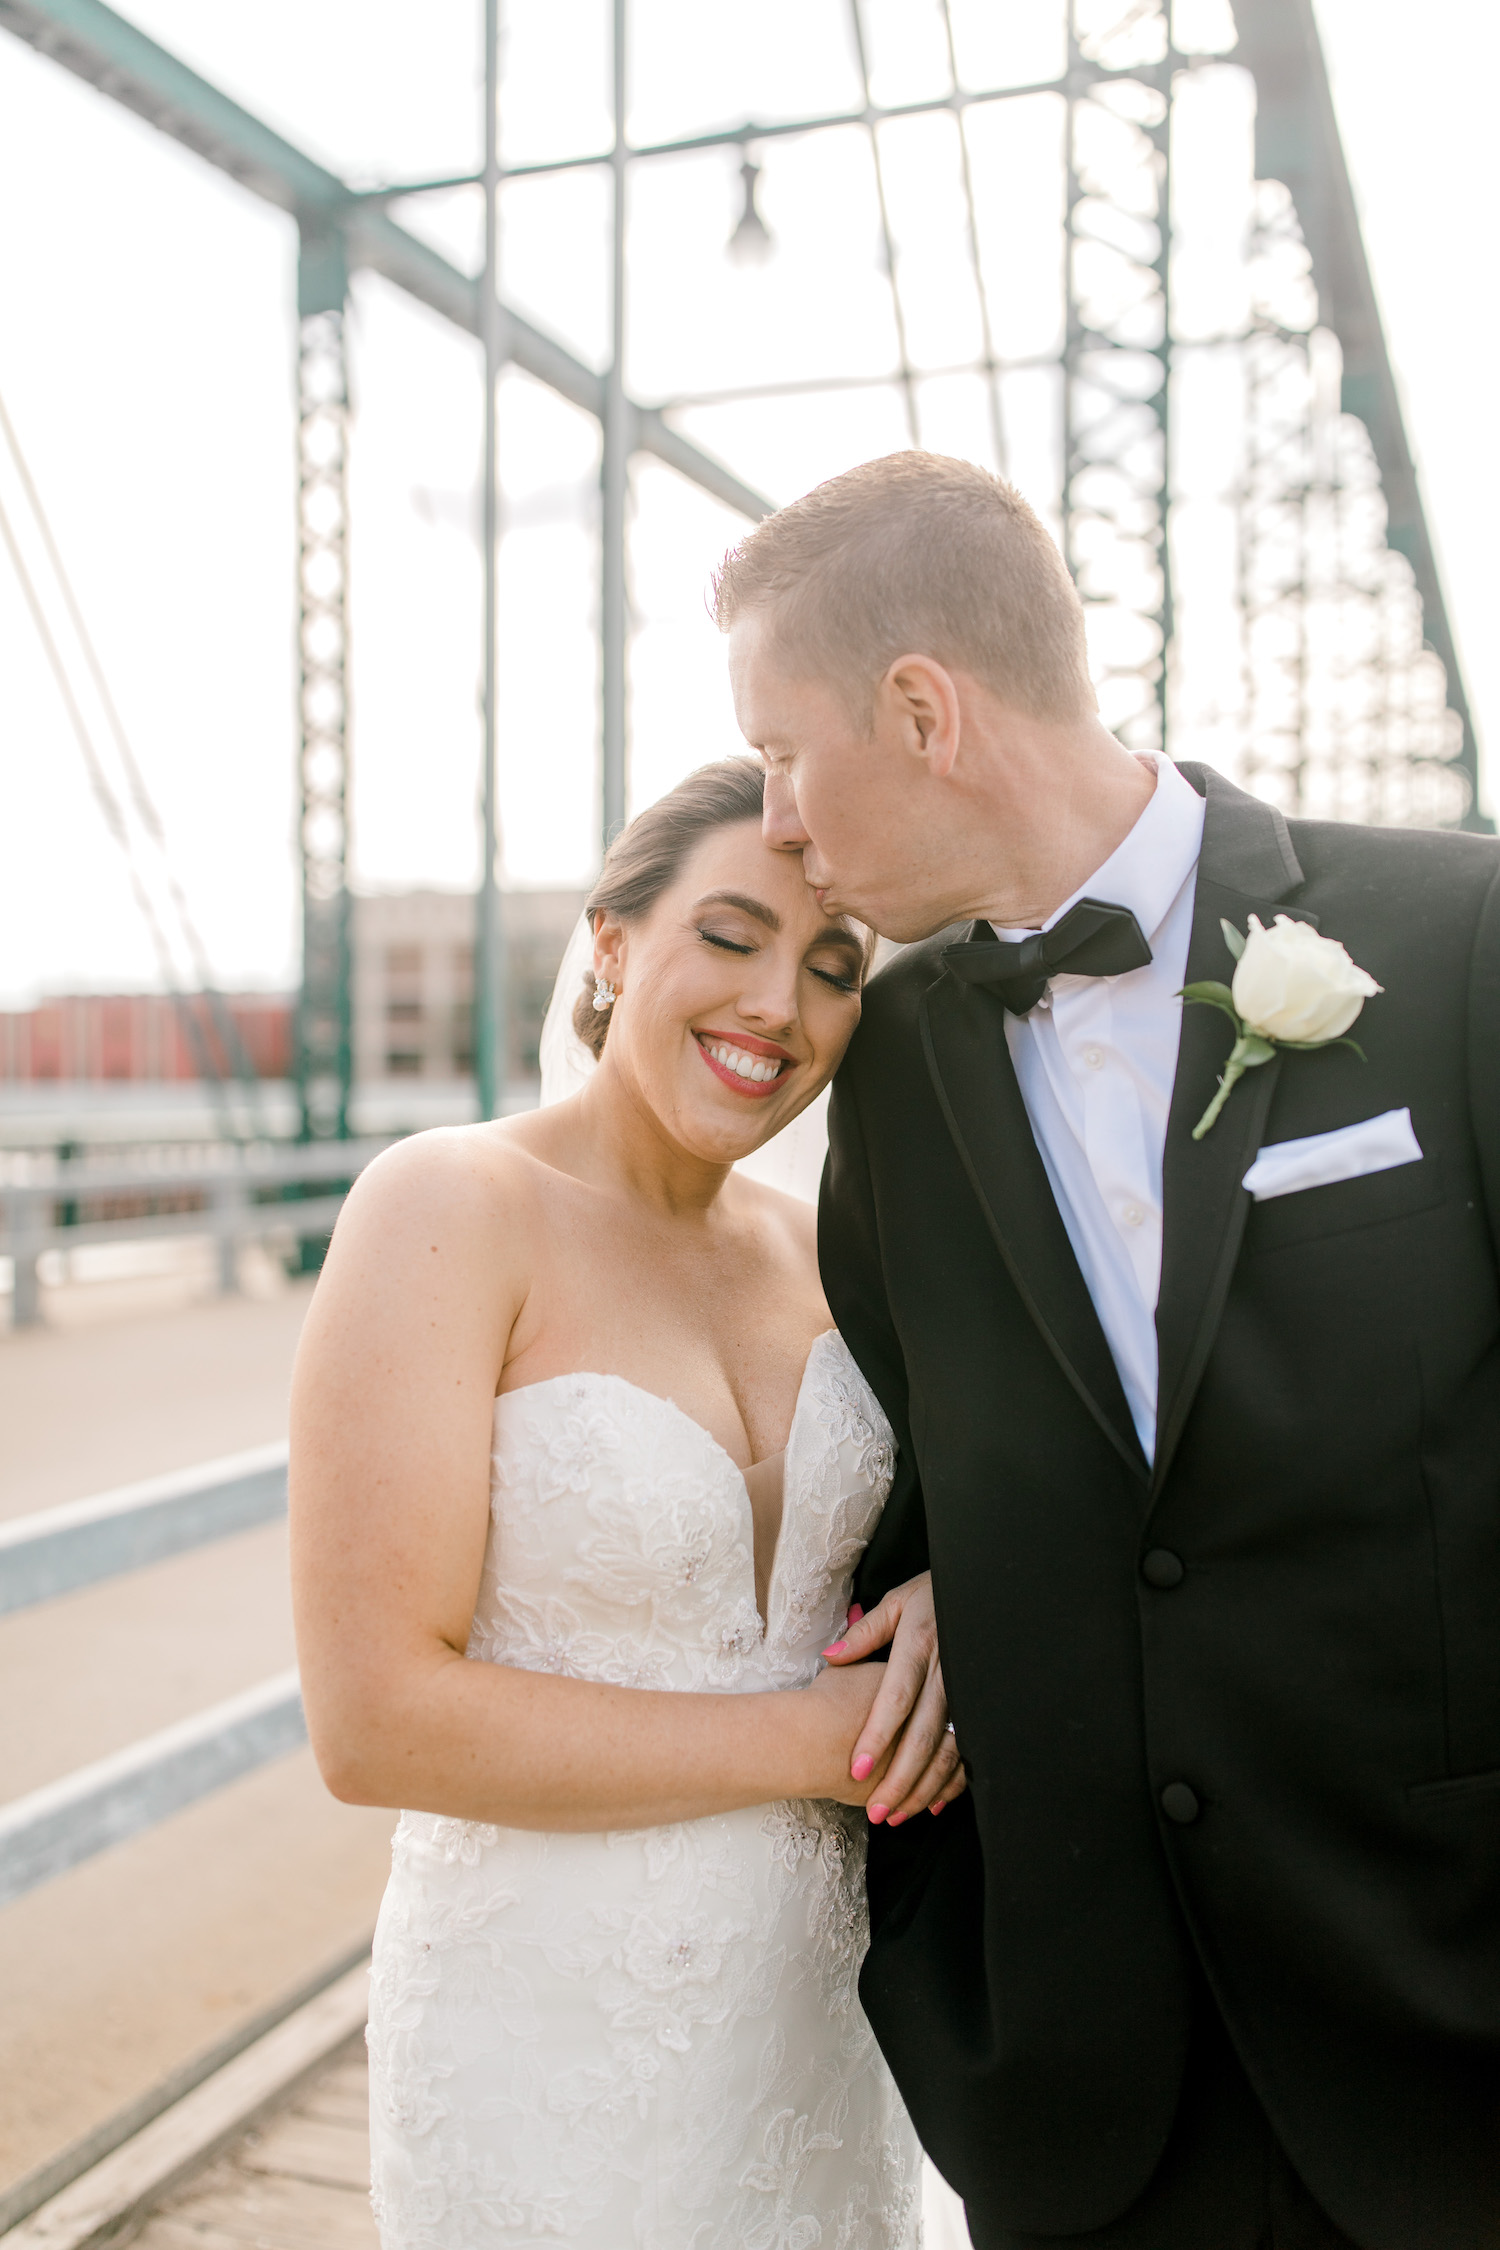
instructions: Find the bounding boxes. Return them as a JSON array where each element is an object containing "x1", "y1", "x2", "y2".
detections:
[
  {"x1": 299, "y1": 1121, "x2": 582, "y2": 1379},
  {"x1": 330, "y1": 1118, "x2": 570, "y2": 1260}
]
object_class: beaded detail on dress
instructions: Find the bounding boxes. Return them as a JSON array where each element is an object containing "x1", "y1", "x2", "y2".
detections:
[{"x1": 367, "y1": 1329, "x2": 921, "y2": 2248}]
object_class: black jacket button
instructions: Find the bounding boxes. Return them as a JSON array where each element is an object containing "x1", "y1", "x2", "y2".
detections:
[
  {"x1": 1142, "y1": 1548, "x2": 1185, "y2": 1588},
  {"x1": 1161, "y1": 1783, "x2": 1200, "y2": 1824}
]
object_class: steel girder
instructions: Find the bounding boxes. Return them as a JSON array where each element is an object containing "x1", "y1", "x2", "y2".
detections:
[
  {"x1": 294, "y1": 307, "x2": 352, "y2": 1143},
  {"x1": 0, "y1": 0, "x2": 771, "y2": 523},
  {"x1": 1055, "y1": 0, "x2": 1482, "y2": 830},
  {"x1": 0, "y1": 0, "x2": 772, "y2": 1142},
  {"x1": 1233, "y1": 0, "x2": 1481, "y2": 825},
  {"x1": 1062, "y1": 12, "x2": 1176, "y2": 758}
]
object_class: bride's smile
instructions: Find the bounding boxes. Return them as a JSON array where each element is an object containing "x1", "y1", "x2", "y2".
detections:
[{"x1": 692, "y1": 1025, "x2": 792, "y2": 1094}]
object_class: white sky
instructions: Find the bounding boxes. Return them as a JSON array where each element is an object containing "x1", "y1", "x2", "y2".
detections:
[{"x1": 0, "y1": 0, "x2": 1495, "y2": 1003}]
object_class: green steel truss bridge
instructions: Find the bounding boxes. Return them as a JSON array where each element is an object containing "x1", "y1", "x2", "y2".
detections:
[{"x1": 0, "y1": 0, "x2": 1482, "y2": 1141}]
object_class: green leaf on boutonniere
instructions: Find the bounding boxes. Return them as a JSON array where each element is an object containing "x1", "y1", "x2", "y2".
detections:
[
  {"x1": 1275, "y1": 1034, "x2": 1367, "y2": 1058},
  {"x1": 1180, "y1": 979, "x2": 1238, "y2": 1018},
  {"x1": 1189, "y1": 1028, "x2": 1276, "y2": 1139},
  {"x1": 1180, "y1": 914, "x2": 1377, "y2": 1139}
]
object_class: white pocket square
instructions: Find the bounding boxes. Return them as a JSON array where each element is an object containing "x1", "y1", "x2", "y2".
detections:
[{"x1": 1242, "y1": 1108, "x2": 1423, "y2": 1203}]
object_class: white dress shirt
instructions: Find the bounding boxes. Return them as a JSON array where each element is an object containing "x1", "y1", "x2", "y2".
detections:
[{"x1": 992, "y1": 755, "x2": 1206, "y2": 1460}]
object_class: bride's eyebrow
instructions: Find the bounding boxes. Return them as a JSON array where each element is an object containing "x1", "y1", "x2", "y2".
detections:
[
  {"x1": 813, "y1": 926, "x2": 865, "y2": 966},
  {"x1": 694, "y1": 889, "x2": 781, "y2": 931}
]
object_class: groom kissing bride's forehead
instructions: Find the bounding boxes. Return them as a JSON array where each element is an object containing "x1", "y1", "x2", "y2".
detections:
[{"x1": 718, "y1": 450, "x2": 1500, "y2": 2250}]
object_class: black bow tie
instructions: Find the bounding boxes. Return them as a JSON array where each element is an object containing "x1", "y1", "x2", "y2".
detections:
[{"x1": 943, "y1": 897, "x2": 1153, "y2": 1017}]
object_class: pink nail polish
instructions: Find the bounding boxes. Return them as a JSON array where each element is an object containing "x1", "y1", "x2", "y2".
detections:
[
  {"x1": 850, "y1": 1753, "x2": 874, "y2": 1782},
  {"x1": 887, "y1": 1810, "x2": 906, "y2": 1826},
  {"x1": 868, "y1": 1802, "x2": 888, "y2": 1824},
  {"x1": 930, "y1": 1801, "x2": 945, "y2": 1816},
  {"x1": 822, "y1": 1641, "x2": 847, "y2": 1659},
  {"x1": 847, "y1": 1603, "x2": 864, "y2": 1624}
]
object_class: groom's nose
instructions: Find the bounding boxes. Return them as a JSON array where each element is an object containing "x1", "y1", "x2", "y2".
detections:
[{"x1": 762, "y1": 770, "x2": 810, "y2": 852}]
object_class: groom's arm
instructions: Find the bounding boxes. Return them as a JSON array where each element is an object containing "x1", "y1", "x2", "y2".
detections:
[
  {"x1": 821, "y1": 1065, "x2": 966, "y2": 1817},
  {"x1": 1467, "y1": 859, "x2": 1500, "y2": 1265},
  {"x1": 820, "y1": 1067, "x2": 929, "y2": 1597}
]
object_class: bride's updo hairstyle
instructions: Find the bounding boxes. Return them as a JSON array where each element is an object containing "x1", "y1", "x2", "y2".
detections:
[{"x1": 572, "y1": 758, "x2": 766, "y2": 1061}]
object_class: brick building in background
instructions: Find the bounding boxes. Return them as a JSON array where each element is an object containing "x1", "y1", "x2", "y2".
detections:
[
  {"x1": 0, "y1": 889, "x2": 586, "y2": 1104},
  {"x1": 0, "y1": 992, "x2": 292, "y2": 1084}
]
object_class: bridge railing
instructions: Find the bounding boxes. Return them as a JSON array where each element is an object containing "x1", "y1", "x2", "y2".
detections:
[
  {"x1": 0, "y1": 1445, "x2": 302, "y2": 1909},
  {"x1": 0, "y1": 1137, "x2": 393, "y2": 1326}
]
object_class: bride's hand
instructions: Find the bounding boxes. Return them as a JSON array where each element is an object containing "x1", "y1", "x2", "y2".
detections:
[
  {"x1": 820, "y1": 1572, "x2": 967, "y2": 1824},
  {"x1": 796, "y1": 1661, "x2": 896, "y2": 1806}
]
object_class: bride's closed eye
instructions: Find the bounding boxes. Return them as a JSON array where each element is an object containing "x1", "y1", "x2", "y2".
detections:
[{"x1": 698, "y1": 925, "x2": 860, "y2": 996}]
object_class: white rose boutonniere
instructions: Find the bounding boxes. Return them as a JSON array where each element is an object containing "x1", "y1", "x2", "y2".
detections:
[{"x1": 1182, "y1": 914, "x2": 1383, "y2": 1139}]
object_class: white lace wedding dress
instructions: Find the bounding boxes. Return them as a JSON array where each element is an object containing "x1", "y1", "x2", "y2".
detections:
[{"x1": 367, "y1": 1327, "x2": 924, "y2": 2248}]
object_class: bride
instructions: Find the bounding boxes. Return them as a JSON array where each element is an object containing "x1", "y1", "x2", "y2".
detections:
[{"x1": 289, "y1": 757, "x2": 964, "y2": 2248}]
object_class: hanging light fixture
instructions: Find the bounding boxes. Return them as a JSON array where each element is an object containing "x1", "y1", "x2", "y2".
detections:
[{"x1": 728, "y1": 152, "x2": 773, "y2": 264}]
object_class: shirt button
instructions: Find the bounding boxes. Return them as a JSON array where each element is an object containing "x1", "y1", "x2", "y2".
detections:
[
  {"x1": 1121, "y1": 1203, "x2": 1143, "y2": 1228},
  {"x1": 1082, "y1": 1046, "x2": 1105, "y2": 1070},
  {"x1": 1160, "y1": 1783, "x2": 1200, "y2": 1825},
  {"x1": 1141, "y1": 1548, "x2": 1184, "y2": 1588}
]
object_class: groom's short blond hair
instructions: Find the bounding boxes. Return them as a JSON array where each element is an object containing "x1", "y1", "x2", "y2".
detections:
[{"x1": 713, "y1": 451, "x2": 1096, "y2": 726}]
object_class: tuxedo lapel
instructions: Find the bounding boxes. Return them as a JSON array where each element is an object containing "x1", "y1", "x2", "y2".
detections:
[
  {"x1": 1151, "y1": 766, "x2": 1310, "y2": 1498},
  {"x1": 921, "y1": 954, "x2": 1149, "y2": 1484}
]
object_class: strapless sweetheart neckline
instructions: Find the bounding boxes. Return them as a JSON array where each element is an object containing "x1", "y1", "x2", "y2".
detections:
[
  {"x1": 493, "y1": 1325, "x2": 834, "y2": 1478},
  {"x1": 491, "y1": 1330, "x2": 835, "y2": 1637}
]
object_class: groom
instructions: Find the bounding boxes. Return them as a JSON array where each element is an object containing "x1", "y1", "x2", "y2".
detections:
[{"x1": 717, "y1": 451, "x2": 1500, "y2": 2250}]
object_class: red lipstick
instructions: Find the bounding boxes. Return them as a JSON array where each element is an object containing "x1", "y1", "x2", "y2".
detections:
[{"x1": 694, "y1": 1029, "x2": 794, "y2": 1099}]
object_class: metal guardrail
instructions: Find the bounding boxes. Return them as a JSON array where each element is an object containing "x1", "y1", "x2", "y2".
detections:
[
  {"x1": 0, "y1": 1137, "x2": 393, "y2": 1326},
  {"x1": 0, "y1": 1671, "x2": 306, "y2": 1910},
  {"x1": 0, "y1": 1442, "x2": 288, "y2": 1615},
  {"x1": 0, "y1": 1451, "x2": 305, "y2": 1907}
]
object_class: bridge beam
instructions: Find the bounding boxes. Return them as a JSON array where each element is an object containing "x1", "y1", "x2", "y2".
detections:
[
  {"x1": 0, "y1": 0, "x2": 772, "y2": 520},
  {"x1": 0, "y1": 0, "x2": 774, "y2": 1141},
  {"x1": 1233, "y1": 0, "x2": 1486, "y2": 829}
]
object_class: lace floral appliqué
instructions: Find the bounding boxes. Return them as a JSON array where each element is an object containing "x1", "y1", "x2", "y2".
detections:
[{"x1": 369, "y1": 1334, "x2": 916, "y2": 2248}]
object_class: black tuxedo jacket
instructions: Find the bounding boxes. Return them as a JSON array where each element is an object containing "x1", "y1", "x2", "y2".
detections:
[{"x1": 821, "y1": 765, "x2": 1500, "y2": 2250}]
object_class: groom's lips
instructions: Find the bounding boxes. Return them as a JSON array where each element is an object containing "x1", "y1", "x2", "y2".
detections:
[{"x1": 694, "y1": 1029, "x2": 793, "y2": 1098}]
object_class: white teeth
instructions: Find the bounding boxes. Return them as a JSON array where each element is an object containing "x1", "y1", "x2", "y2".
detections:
[{"x1": 704, "y1": 1036, "x2": 782, "y2": 1083}]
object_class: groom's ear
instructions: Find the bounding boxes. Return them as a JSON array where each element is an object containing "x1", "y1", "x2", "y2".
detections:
[{"x1": 879, "y1": 656, "x2": 961, "y2": 780}]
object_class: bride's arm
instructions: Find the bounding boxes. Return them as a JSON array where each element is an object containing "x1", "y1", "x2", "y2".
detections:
[{"x1": 289, "y1": 1132, "x2": 888, "y2": 1831}]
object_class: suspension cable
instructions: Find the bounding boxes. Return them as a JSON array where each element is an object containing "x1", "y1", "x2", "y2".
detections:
[
  {"x1": 938, "y1": 0, "x2": 1008, "y2": 474},
  {"x1": 0, "y1": 384, "x2": 264, "y2": 1111},
  {"x1": 846, "y1": 0, "x2": 920, "y2": 446},
  {"x1": 0, "y1": 479, "x2": 240, "y2": 1133}
]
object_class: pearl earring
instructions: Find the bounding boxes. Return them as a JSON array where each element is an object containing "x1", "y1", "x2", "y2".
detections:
[{"x1": 592, "y1": 974, "x2": 617, "y2": 1012}]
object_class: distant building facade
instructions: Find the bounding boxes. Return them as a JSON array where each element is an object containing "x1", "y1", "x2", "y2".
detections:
[{"x1": 353, "y1": 889, "x2": 587, "y2": 1088}]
